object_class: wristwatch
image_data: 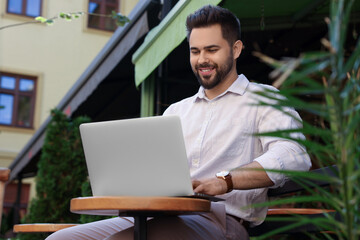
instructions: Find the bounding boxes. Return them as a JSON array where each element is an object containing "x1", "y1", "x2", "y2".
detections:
[{"x1": 216, "y1": 170, "x2": 233, "y2": 193}]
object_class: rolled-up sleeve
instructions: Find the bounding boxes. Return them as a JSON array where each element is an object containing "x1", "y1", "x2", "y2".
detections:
[{"x1": 254, "y1": 106, "x2": 311, "y2": 188}]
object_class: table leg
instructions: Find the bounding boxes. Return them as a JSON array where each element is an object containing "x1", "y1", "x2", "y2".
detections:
[{"x1": 133, "y1": 216, "x2": 147, "y2": 240}]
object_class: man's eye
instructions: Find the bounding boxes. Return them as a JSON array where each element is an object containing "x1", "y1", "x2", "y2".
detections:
[
  {"x1": 208, "y1": 49, "x2": 217, "y2": 53},
  {"x1": 191, "y1": 51, "x2": 199, "y2": 54}
]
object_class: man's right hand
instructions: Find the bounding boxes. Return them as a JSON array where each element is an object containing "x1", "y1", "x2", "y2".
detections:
[{"x1": 192, "y1": 178, "x2": 228, "y2": 196}]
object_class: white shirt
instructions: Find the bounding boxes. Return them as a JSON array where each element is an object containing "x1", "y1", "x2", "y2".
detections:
[{"x1": 163, "y1": 74, "x2": 311, "y2": 225}]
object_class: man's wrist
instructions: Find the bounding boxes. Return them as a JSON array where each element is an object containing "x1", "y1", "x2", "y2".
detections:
[{"x1": 216, "y1": 170, "x2": 233, "y2": 193}]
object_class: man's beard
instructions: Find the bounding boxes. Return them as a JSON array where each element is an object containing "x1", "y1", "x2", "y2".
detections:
[{"x1": 194, "y1": 54, "x2": 234, "y2": 90}]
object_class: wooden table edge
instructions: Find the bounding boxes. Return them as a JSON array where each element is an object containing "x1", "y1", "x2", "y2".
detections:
[
  {"x1": 13, "y1": 223, "x2": 79, "y2": 233},
  {"x1": 70, "y1": 196, "x2": 211, "y2": 215}
]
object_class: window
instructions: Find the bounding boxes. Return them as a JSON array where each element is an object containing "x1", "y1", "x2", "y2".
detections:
[
  {"x1": 0, "y1": 72, "x2": 37, "y2": 128},
  {"x1": 6, "y1": 0, "x2": 42, "y2": 17},
  {"x1": 88, "y1": 0, "x2": 119, "y2": 31}
]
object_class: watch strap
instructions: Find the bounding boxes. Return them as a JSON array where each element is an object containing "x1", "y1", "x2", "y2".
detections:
[{"x1": 217, "y1": 171, "x2": 233, "y2": 193}]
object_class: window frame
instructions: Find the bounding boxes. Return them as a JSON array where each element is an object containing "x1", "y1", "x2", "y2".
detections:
[
  {"x1": 6, "y1": 0, "x2": 43, "y2": 18},
  {"x1": 87, "y1": 0, "x2": 119, "y2": 32},
  {"x1": 0, "y1": 72, "x2": 37, "y2": 129}
]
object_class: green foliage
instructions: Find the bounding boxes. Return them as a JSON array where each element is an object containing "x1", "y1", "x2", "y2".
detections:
[
  {"x1": 17, "y1": 109, "x2": 91, "y2": 240},
  {"x1": 59, "y1": 12, "x2": 84, "y2": 21},
  {"x1": 34, "y1": 16, "x2": 53, "y2": 25},
  {"x1": 1, "y1": 207, "x2": 15, "y2": 237},
  {"x1": 251, "y1": 0, "x2": 360, "y2": 239},
  {"x1": 33, "y1": 11, "x2": 129, "y2": 27},
  {"x1": 111, "y1": 11, "x2": 130, "y2": 26}
]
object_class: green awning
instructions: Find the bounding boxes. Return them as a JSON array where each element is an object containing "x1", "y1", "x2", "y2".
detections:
[{"x1": 132, "y1": 0, "x2": 222, "y2": 87}]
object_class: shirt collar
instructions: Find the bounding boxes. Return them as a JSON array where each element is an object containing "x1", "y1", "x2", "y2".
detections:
[{"x1": 194, "y1": 74, "x2": 249, "y2": 102}]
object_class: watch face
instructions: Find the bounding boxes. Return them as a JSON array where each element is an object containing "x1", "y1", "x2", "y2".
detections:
[{"x1": 216, "y1": 170, "x2": 229, "y2": 177}]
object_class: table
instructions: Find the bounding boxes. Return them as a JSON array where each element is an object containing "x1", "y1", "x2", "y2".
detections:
[{"x1": 70, "y1": 196, "x2": 211, "y2": 240}]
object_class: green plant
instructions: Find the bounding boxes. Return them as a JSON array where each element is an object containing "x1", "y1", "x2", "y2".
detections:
[
  {"x1": 34, "y1": 11, "x2": 130, "y2": 27},
  {"x1": 17, "y1": 109, "x2": 91, "y2": 240},
  {"x1": 250, "y1": 0, "x2": 359, "y2": 239},
  {"x1": 1, "y1": 206, "x2": 15, "y2": 238}
]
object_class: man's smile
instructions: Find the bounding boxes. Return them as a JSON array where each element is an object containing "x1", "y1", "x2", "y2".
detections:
[{"x1": 197, "y1": 66, "x2": 216, "y2": 77}]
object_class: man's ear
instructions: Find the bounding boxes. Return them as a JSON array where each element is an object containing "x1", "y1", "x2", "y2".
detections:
[{"x1": 233, "y1": 40, "x2": 243, "y2": 59}]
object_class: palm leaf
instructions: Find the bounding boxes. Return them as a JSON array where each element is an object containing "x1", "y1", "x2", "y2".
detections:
[{"x1": 249, "y1": 0, "x2": 360, "y2": 239}]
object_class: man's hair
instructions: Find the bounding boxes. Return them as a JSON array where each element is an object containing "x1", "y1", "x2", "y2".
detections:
[{"x1": 186, "y1": 5, "x2": 241, "y2": 46}]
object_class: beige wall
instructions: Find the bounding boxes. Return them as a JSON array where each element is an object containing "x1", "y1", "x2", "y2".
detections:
[
  {"x1": 0, "y1": 0, "x2": 138, "y2": 167},
  {"x1": 121, "y1": 0, "x2": 139, "y2": 16}
]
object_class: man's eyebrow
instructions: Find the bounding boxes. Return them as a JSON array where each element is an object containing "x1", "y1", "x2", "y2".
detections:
[
  {"x1": 204, "y1": 45, "x2": 220, "y2": 49},
  {"x1": 190, "y1": 45, "x2": 220, "y2": 50}
]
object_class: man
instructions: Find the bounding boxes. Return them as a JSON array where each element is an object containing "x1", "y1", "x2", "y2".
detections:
[{"x1": 47, "y1": 5, "x2": 311, "y2": 240}]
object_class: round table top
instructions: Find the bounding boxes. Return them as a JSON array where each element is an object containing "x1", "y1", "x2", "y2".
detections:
[{"x1": 70, "y1": 196, "x2": 211, "y2": 216}]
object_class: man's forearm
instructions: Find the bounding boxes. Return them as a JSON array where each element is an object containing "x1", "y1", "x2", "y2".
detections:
[
  {"x1": 231, "y1": 161, "x2": 274, "y2": 190},
  {"x1": 193, "y1": 161, "x2": 274, "y2": 195}
]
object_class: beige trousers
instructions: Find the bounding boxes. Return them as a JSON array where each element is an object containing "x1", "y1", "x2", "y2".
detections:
[{"x1": 46, "y1": 203, "x2": 249, "y2": 240}]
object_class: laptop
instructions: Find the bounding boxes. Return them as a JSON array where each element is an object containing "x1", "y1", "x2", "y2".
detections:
[{"x1": 79, "y1": 115, "x2": 223, "y2": 201}]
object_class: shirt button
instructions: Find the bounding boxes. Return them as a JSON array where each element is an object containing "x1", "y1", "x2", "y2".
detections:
[{"x1": 192, "y1": 158, "x2": 200, "y2": 166}]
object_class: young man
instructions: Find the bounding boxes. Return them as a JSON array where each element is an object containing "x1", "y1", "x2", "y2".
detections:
[{"x1": 46, "y1": 5, "x2": 311, "y2": 240}]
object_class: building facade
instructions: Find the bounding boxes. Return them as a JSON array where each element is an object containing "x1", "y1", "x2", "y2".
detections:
[
  {"x1": 1, "y1": 0, "x2": 137, "y2": 168},
  {"x1": 0, "y1": 0, "x2": 138, "y2": 223}
]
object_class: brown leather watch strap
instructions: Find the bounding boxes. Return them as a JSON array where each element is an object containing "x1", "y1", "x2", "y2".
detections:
[
  {"x1": 216, "y1": 171, "x2": 233, "y2": 193},
  {"x1": 223, "y1": 173, "x2": 233, "y2": 193}
]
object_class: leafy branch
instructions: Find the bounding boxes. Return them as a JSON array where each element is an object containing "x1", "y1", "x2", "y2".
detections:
[{"x1": 0, "y1": 11, "x2": 130, "y2": 30}]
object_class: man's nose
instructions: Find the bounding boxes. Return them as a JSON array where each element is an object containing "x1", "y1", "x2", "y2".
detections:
[{"x1": 198, "y1": 51, "x2": 209, "y2": 64}]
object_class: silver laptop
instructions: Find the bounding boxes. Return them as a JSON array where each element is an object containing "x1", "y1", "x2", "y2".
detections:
[{"x1": 79, "y1": 115, "x2": 223, "y2": 201}]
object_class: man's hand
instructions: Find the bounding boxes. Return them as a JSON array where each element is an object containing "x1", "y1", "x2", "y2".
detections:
[{"x1": 192, "y1": 178, "x2": 228, "y2": 196}]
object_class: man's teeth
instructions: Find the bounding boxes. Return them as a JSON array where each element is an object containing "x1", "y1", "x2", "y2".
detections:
[{"x1": 201, "y1": 69, "x2": 211, "y2": 72}]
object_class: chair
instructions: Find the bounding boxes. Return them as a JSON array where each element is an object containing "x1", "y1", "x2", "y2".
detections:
[{"x1": 248, "y1": 165, "x2": 338, "y2": 237}]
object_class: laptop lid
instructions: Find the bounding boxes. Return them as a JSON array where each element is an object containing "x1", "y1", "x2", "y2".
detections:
[{"x1": 80, "y1": 115, "x2": 195, "y2": 197}]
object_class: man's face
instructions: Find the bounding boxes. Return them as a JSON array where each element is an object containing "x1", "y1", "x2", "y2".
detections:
[{"x1": 189, "y1": 24, "x2": 234, "y2": 89}]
